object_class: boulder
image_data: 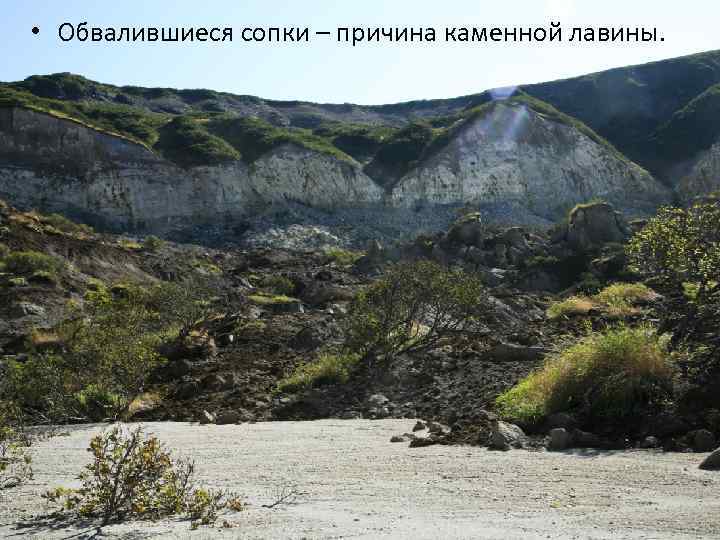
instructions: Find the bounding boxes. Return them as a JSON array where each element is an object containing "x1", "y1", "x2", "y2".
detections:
[
  {"x1": 215, "y1": 411, "x2": 242, "y2": 425},
  {"x1": 198, "y1": 410, "x2": 215, "y2": 425},
  {"x1": 640, "y1": 436, "x2": 661, "y2": 449},
  {"x1": 367, "y1": 394, "x2": 390, "y2": 408},
  {"x1": 566, "y1": 202, "x2": 630, "y2": 252},
  {"x1": 699, "y1": 448, "x2": 720, "y2": 470},
  {"x1": 571, "y1": 429, "x2": 603, "y2": 448},
  {"x1": 548, "y1": 428, "x2": 571, "y2": 451},
  {"x1": 173, "y1": 381, "x2": 200, "y2": 400},
  {"x1": 412, "y1": 421, "x2": 427, "y2": 432},
  {"x1": 692, "y1": 430, "x2": 717, "y2": 453},
  {"x1": 487, "y1": 342, "x2": 548, "y2": 363},
  {"x1": 447, "y1": 213, "x2": 484, "y2": 247},
  {"x1": 489, "y1": 421, "x2": 526, "y2": 450},
  {"x1": 545, "y1": 413, "x2": 576, "y2": 431}
]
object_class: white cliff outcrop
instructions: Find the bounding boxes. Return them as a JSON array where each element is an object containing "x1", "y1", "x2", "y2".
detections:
[{"x1": 0, "y1": 104, "x2": 671, "y2": 239}]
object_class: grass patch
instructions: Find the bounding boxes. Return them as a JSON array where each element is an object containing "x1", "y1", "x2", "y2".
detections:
[
  {"x1": 259, "y1": 275, "x2": 295, "y2": 296},
  {"x1": 277, "y1": 352, "x2": 361, "y2": 393},
  {"x1": 495, "y1": 325, "x2": 674, "y2": 425},
  {"x1": 248, "y1": 293, "x2": 298, "y2": 305},
  {"x1": 548, "y1": 282, "x2": 656, "y2": 319}
]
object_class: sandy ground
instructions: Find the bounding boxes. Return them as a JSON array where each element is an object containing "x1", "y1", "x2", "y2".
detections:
[{"x1": 0, "y1": 419, "x2": 718, "y2": 539}]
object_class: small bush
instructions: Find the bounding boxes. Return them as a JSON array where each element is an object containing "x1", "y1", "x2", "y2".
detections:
[
  {"x1": 277, "y1": 353, "x2": 361, "y2": 393},
  {"x1": 143, "y1": 235, "x2": 165, "y2": 252},
  {"x1": 325, "y1": 248, "x2": 363, "y2": 266},
  {"x1": 41, "y1": 213, "x2": 94, "y2": 235},
  {"x1": 346, "y1": 260, "x2": 490, "y2": 360},
  {"x1": 495, "y1": 326, "x2": 674, "y2": 425},
  {"x1": 628, "y1": 202, "x2": 720, "y2": 305},
  {"x1": 0, "y1": 243, "x2": 9, "y2": 259},
  {"x1": 3, "y1": 251, "x2": 64, "y2": 277},
  {"x1": 259, "y1": 275, "x2": 295, "y2": 296},
  {"x1": 0, "y1": 404, "x2": 33, "y2": 490},
  {"x1": 44, "y1": 426, "x2": 242, "y2": 527}
]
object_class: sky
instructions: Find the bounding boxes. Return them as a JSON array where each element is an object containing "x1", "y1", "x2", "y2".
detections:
[{"x1": 1, "y1": 0, "x2": 718, "y2": 105}]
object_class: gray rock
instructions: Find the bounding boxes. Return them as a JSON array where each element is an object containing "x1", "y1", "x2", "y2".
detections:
[
  {"x1": 566, "y1": 202, "x2": 630, "y2": 252},
  {"x1": 215, "y1": 411, "x2": 242, "y2": 425},
  {"x1": 487, "y1": 342, "x2": 549, "y2": 363},
  {"x1": 390, "y1": 435, "x2": 406, "y2": 443},
  {"x1": 548, "y1": 428, "x2": 571, "y2": 451},
  {"x1": 489, "y1": 421, "x2": 526, "y2": 450},
  {"x1": 198, "y1": 410, "x2": 215, "y2": 425},
  {"x1": 640, "y1": 436, "x2": 660, "y2": 449},
  {"x1": 367, "y1": 394, "x2": 390, "y2": 407},
  {"x1": 11, "y1": 302, "x2": 46, "y2": 318},
  {"x1": 340, "y1": 410, "x2": 363, "y2": 420},
  {"x1": 692, "y1": 430, "x2": 717, "y2": 453},
  {"x1": 699, "y1": 448, "x2": 720, "y2": 470},
  {"x1": 546, "y1": 413, "x2": 576, "y2": 430},
  {"x1": 174, "y1": 381, "x2": 200, "y2": 400},
  {"x1": 412, "y1": 421, "x2": 427, "y2": 432},
  {"x1": 572, "y1": 430, "x2": 602, "y2": 448},
  {"x1": 427, "y1": 421, "x2": 450, "y2": 435}
]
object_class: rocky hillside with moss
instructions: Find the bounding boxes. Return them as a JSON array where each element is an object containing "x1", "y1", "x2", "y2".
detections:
[{"x1": 2, "y1": 50, "x2": 720, "y2": 245}]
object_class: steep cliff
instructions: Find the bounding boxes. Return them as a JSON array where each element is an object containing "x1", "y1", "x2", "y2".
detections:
[
  {"x1": 391, "y1": 102, "x2": 668, "y2": 219},
  {"x1": 0, "y1": 103, "x2": 670, "y2": 243}
]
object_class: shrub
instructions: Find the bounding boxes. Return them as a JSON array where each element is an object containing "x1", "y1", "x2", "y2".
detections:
[
  {"x1": 495, "y1": 326, "x2": 674, "y2": 425},
  {"x1": 259, "y1": 274, "x2": 295, "y2": 296},
  {"x1": 324, "y1": 248, "x2": 363, "y2": 266},
  {"x1": 4, "y1": 281, "x2": 214, "y2": 422},
  {"x1": 0, "y1": 404, "x2": 32, "y2": 490},
  {"x1": 0, "y1": 243, "x2": 9, "y2": 259},
  {"x1": 44, "y1": 426, "x2": 242, "y2": 527},
  {"x1": 3, "y1": 251, "x2": 64, "y2": 277},
  {"x1": 41, "y1": 213, "x2": 94, "y2": 235},
  {"x1": 628, "y1": 202, "x2": 720, "y2": 305},
  {"x1": 277, "y1": 352, "x2": 361, "y2": 393},
  {"x1": 346, "y1": 260, "x2": 489, "y2": 360},
  {"x1": 143, "y1": 235, "x2": 165, "y2": 252}
]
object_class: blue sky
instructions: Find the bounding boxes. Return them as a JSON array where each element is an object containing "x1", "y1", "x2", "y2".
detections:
[{"x1": 1, "y1": 0, "x2": 718, "y2": 104}]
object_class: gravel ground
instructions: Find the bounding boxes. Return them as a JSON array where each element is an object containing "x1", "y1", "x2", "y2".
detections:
[{"x1": 0, "y1": 420, "x2": 718, "y2": 539}]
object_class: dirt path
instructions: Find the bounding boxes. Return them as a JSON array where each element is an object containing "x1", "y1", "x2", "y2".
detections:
[{"x1": 0, "y1": 420, "x2": 718, "y2": 539}]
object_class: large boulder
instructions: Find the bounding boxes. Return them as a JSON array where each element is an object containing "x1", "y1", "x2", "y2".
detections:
[
  {"x1": 699, "y1": 448, "x2": 720, "y2": 470},
  {"x1": 447, "y1": 213, "x2": 484, "y2": 247},
  {"x1": 566, "y1": 202, "x2": 630, "y2": 251},
  {"x1": 489, "y1": 420, "x2": 527, "y2": 450}
]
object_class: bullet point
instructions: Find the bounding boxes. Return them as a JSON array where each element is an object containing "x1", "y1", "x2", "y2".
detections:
[{"x1": 32, "y1": 27, "x2": 40, "y2": 35}]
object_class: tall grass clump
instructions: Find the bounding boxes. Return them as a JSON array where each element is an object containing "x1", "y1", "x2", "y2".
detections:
[
  {"x1": 277, "y1": 353, "x2": 361, "y2": 393},
  {"x1": 495, "y1": 326, "x2": 674, "y2": 426}
]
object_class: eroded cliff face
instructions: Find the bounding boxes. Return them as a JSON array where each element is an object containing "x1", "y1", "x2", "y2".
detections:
[
  {"x1": 0, "y1": 105, "x2": 671, "y2": 240},
  {"x1": 0, "y1": 108, "x2": 383, "y2": 233},
  {"x1": 679, "y1": 141, "x2": 720, "y2": 202},
  {"x1": 391, "y1": 103, "x2": 670, "y2": 219}
]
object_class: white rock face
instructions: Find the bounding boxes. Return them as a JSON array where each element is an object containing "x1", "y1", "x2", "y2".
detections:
[
  {"x1": 0, "y1": 108, "x2": 382, "y2": 233},
  {"x1": 391, "y1": 103, "x2": 669, "y2": 218},
  {"x1": 679, "y1": 141, "x2": 720, "y2": 202},
  {"x1": 0, "y1": 105, "x2": 671, "y2": 237}
]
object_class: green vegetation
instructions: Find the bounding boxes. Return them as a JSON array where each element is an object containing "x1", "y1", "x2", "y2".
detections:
[
  {"x1": 143, "y1": 235, "x2": 165, "y2": 252},
  {"x1": 259, "y1": 274, "x2": 295, "y2": 296},
  {"x1": 496, "y1": 326, "x2": 674, "y2": 425},
  {"x1": 628, "y1": 202, "x2": 720, "y2": 306},
  {"x1": 39, "y1": 213, "x2": 95, "y2": 235},
  {"x1": 3, "y1": 281, "x2": 212, "y2": 422},
  {"x1": 277, "y1": 352, "x2": 361, "y2": 393},
  {"x1": 247, "y1": 292, "x2": 298, "y2": 305},
  {"x1": 2, "y1": 250, "x2": 64, "y2": 277},
  {"x1": 0, "y1": 404, "x2": 32, "y2": 490},
  {"x1": 324, "y1": 247, "x2": 364, "y2": 266},
  {"x1": 43, "y1": 426, "x2": 243, "y2": 528},
  {"x1": 206, "y1": 115, "x2": 352, "y2": 163},
  {"x1": 547, "y1": 282, "x2": 656, "y2": 319},
  {"x1": 346, "y1": 260, "x2": 488, "y2": 360},
  {"x1": 155, "y1": 116, "x2": 240, "y2": 167}
]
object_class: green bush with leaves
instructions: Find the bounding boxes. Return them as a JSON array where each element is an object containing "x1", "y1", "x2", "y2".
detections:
[
  {"x1": 496, "y1": 325, "x2": 674, "y2": 425},
  {"x1": 3, "y1": 250, "x2": 64, "y2": 277},
  {"x1": 277, "y1": 352, "x2": 361, "y2": 393},
  {"x1": 44, "y1": 426, "x2": 242, "y2": 528},
  {"x1": 628, "y1": 202, "x2": 720, "y2": 305},
  {"x1": 143, "y1": 235, "x2": 165, "y2": 252},
  {"x1": 346, "y1": 260, "x2": 489, "y2": 360},
  {"x1": 4, "y1": 280, "x2": 213, "y2": 422},
  {"x1": 0, "y1": 404, "x2": 33, "y2": 490}
]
